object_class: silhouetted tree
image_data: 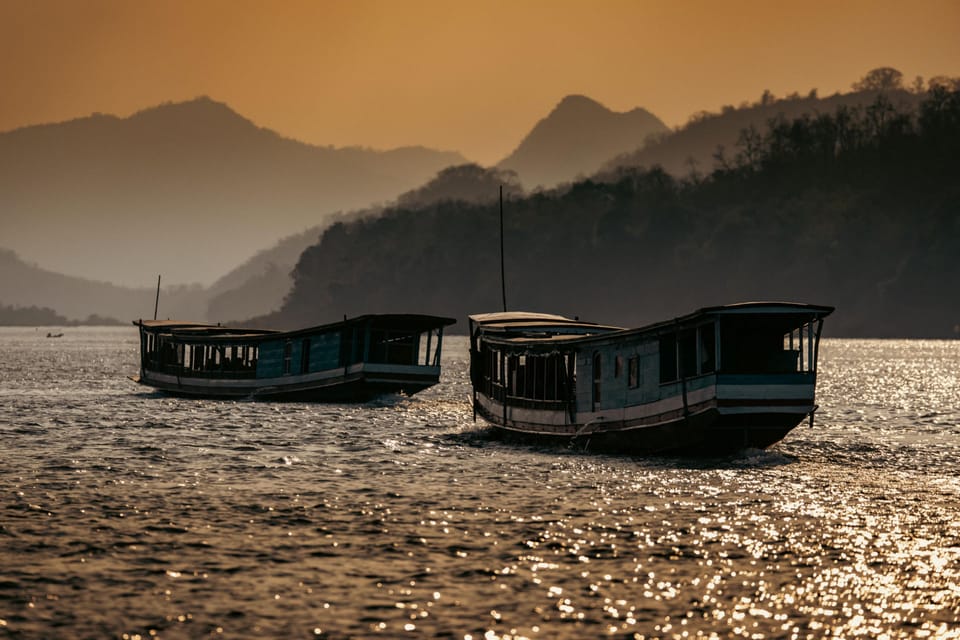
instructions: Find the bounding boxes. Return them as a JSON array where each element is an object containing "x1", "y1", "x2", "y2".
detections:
[
  {"x1": 734, "y1": 124, "x2": 765, "y2": 170},
  {"x1": 0, "y1": 303, "x2": 68, "y2": 325},
  {"x1": 928, "y1": 75, "x2": 960, "y2": 91},
  {"x1": 395, "y1": 164, "x2": 522, "y2": 208},
  {"x1": 852, "y1": 67, "x2": 904, "y2": 91}
]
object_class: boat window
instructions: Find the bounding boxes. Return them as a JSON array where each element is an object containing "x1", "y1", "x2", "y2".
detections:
[
  {"x1": 721, "y1": 317, "x2": 820, "y2": 374},
  {"x1": 628, "y1": 356, "x2": 639, "y2": 389},
  {"x1": 508, "y1": 355, "x2": 521, "y2": 396},
  {"x1": 370, "y1": 330, "x2": 417, "y2": 365},
  {"x1": 416, "y1": 328, "x2": 443, "y2": 366},
  {"x1": 545, "y1": 354, "x2": 561, "y2": 401},
  {"x1": 679, "y1": 328, "x2": 697, "y2": 378},
  {"x1": 491, "y1": 350, "x2": 505, "y2": 402},
  {"x1": 301, "y1": 338, "x2": 311, "y2": 373},
  {"x1": 222, "y1": 345, "x2": 233, "y2": 372},
  {"x1": 282, "y1": 340, "x2": 293, "y2": 375},
  {"x1": 340, "y1": 327, "x2": 353, "y2": 366},
  {"x1": 614, "y1": 355, "x2": 623, "y2": 378},
  {"x1": 699, "y1": 324, "x2": 716, "y2": 373},
  {"x1": 509, "y1": 355, "x2": 535, "y2": 396},
  {"x1": 592, "y1": 352, "x2": 602, "y2": 408},
  {"x1": 498, "y1": 352, "x2": 567, "y2": 403},
  {"x1": 659, "y1": 334, "x2": 678, "y2": 383}
]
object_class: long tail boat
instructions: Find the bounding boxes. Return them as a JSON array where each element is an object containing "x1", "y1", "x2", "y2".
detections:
[
  {"x1": 133, "y1": 314, "x2": 455, "y2": 401},
  {"x1": 468, "y1": 302, "x2": 833, "y2": 454}
]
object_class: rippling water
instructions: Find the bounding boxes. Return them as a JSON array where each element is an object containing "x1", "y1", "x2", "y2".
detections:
[{"x1": 1, "y1": 327, "x2": 958, "y2": 639}]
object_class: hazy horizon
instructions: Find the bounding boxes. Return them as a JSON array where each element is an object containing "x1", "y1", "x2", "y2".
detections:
[{"x1": 2, "y1": 0, "x2": 958, "y2": 165}]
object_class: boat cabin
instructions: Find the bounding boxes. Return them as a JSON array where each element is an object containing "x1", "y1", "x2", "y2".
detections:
[{"x1": 135, "y1": 314, "x2": 455, "y2": 401}]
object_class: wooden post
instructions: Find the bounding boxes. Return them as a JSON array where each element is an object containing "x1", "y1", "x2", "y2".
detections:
[
  {"x1": 499, "y1": 185, "x2": 507, "y2": 312},
  {"x1": 153, "y1": 274, "x2": 161, "y2": 320}
]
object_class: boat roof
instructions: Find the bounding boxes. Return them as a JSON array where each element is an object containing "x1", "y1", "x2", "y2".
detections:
[
  {"x1": 663, "y1": 301, "x2": 834, "y2": 326},
  {"x1": 469, "y1": 311, "x2": 623, "y2": 331},
  {"x1": 134, "y1": 314, "x2": 456, "y2": 342},
  {"x1": 697, "y1": 301, "x2": 834, "y2": 315},
  {"x1": 468, "y1": 311, "x2": 623, "y2": 349},
  {"x1": 136, "y1": 320, "x2": 226, "y2": 329},
  {"x1": 469, "y1": 311, "x2": 582, "y2": 324},
  {"x1": 472, "y1": 302, "x2": 833, "y2": 350}
]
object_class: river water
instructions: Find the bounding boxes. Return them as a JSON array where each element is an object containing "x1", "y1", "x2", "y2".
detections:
[{"x1": 1, "y1": 328, "x2": 958, "y2": 639}]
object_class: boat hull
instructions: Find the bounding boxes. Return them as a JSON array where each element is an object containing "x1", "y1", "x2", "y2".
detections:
[
  {"x1": 136, "y1": 365, "x2": 442, "y2": 402},
  {"x1": 582, "y1": 411, "x2": 809, "y2": 454},
  {"x1": 476, "y1": 401, "x2": 811, "y2": 455},
  {"x1": 474, "y1": 387, "x2": 815, "y2": 455}
]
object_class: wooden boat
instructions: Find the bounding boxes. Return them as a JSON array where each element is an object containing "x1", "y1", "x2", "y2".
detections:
[
  {"x1": 468, "y1": 302, "x2": 834, "y2": 454},
  {"x1": 132, "y1": 314, "x2": 455, "y2": 401}
]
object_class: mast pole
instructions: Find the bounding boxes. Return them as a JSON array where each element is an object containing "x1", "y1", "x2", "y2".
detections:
[
  {"x1": 153, "y1": 274, "x2": 161, "y2": 320},
  {"x1": 500, "y1": 185, "x2": 507, "y2": 312}
]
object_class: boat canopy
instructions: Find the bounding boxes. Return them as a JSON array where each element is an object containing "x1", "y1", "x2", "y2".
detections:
[
  {"x1": 629, "y1": 302, "x2": 835, "y2": 338},
  {"x1": 469, "y1": 311, "x2": 585, "y2": 325},
  {"x1": 470, "y1": 302, "x2": 833, "y2": 353},
  {"x1": 135, "y1": 314, "x2": 456, "y2": 344},
  {"x1": 469, "y1": 311, "x2": 624, "y2": 353}
]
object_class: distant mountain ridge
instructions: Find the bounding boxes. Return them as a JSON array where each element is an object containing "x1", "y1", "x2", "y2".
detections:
[
  {"x1": 497, "y1": 94, "x2": 668, "y2": 188},
  {"x1": 0, "y1": 97, "x2": 466, "y2": 287},
  {"x1": 602, "y1": 89, "x2": 925, "y2": 177},
  {"x1": 10, "y1": 83, "x2": 944, "y2": 329},
  {"x1": 0, "y1": 248, "x2": 207, "y2": 322}
]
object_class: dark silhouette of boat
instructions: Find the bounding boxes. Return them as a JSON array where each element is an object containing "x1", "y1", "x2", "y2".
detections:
[
  {"x1": 468, "y1": 302, "x2": 833, "y2": 454},
  {"x1": 132, "y1": 314, "x2": 455, "y2": 401}
]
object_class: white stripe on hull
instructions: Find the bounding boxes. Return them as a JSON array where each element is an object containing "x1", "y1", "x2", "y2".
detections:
[
  {"x1": 477, "y1": 379, "x2": 816, "y2": 433},
  {"x1": 141, "y1": 363, "x2": 440, "y2": 395}
]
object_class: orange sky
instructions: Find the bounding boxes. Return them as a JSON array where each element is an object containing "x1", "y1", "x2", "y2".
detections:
[{"x1": 2, "y1": 0, "x2": 958, "y2": 164}]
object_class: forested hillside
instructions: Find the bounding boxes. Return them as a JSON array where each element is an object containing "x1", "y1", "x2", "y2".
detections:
[{"x1": 257, "y1": 87, "x2": 960, "y2": 338}]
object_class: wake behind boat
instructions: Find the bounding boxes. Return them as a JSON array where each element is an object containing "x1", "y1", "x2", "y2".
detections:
[
  {"x1": 468, "y1": 302, "x2": 833, "y2": 454},
  {"x1": 133, "y1": 314, "x2": 455, "y2": 401}
]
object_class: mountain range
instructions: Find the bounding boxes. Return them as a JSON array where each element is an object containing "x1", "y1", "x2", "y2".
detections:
[
  {"x1": 1, "y1": 94, "x2": 672, "y2": 322},
  {"x1": 497, "y1": 94, "x2": 668, "y2": 188},
  {"x1": 3, "y1": 82, "x2": 951, "y2": 331},
  {"x1": 0, "y1": 97, "x2": 465, "y2": 287}
]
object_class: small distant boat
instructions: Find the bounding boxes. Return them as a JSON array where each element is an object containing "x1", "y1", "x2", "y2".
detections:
[
  {"x1": 132, "y1": 314, "x2": 455, "y2": 401},
  {"x1": 46, "y1": 332, "x2": 64, "y2": 338},
  {"x1": 468, "y1": 302, "x2": 834, "y2": 454}
]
